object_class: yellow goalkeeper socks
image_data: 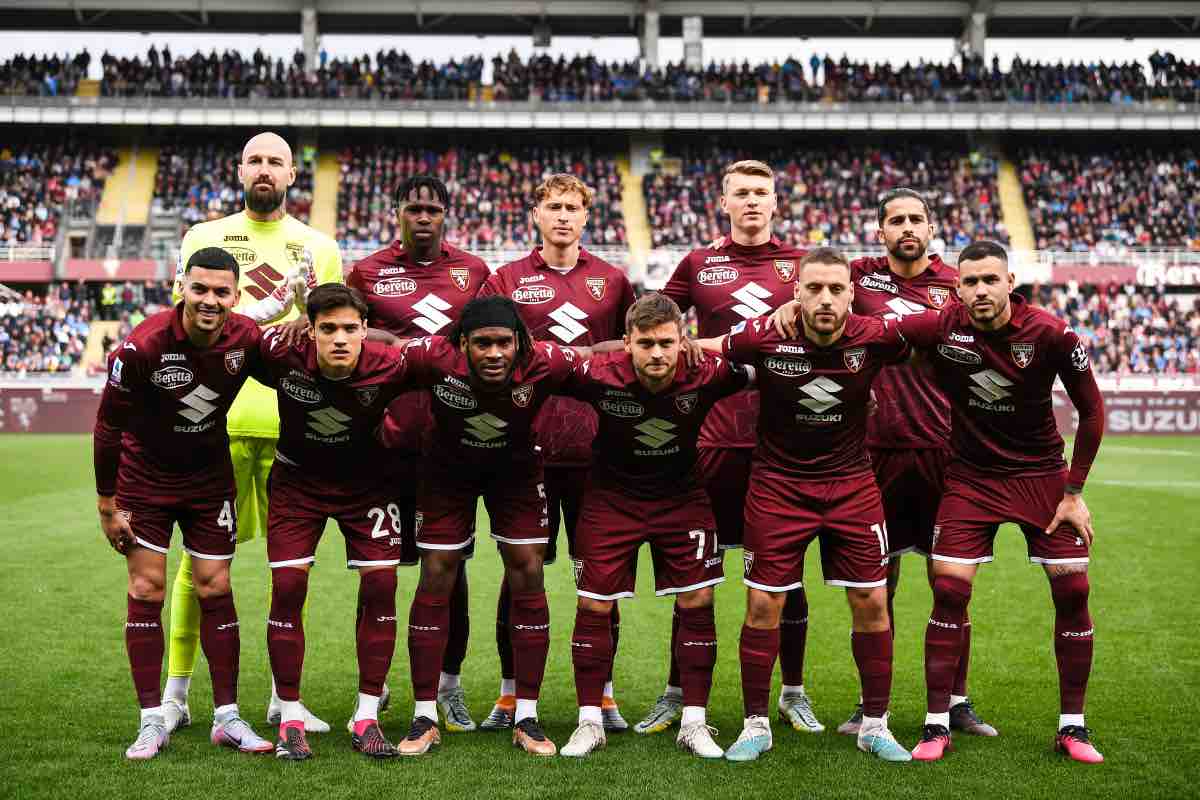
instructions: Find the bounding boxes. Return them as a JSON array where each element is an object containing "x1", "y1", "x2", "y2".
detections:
[{"x1": 165, "y1": 552, "x2": 201, "y2": 698}]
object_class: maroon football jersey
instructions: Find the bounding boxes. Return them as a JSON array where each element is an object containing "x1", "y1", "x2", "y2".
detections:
[
  {"x1": 850, "y1": 255, "x2": 957, "y2": 450},
  {"x1": 252, "y1": 332, "x2": 412, "y2": 493},
  {"x1": 479, "y1": 247, "x2": 635, "y2": 467},
  {"x1": 348, "y1": 240, "x2": 489, "y2": 454},
  {"x1": 662, "y1": 237, "x2": 805, "y2": 449},
  {"x1": 723, "y1": 314, "x2": 909, "y2": 478},
  {"x1": 896, "y1": 294, "x2": 1104, "y2": 488},
  {"x1": 383, "y1": 335, "x2": 578, "y2": 468},
  {"x1": 94, "y1": 305, "x2": 262, "y2": 500},
  {"x1": 562, "y1": 351, "x2": 751, "y2": 499}
]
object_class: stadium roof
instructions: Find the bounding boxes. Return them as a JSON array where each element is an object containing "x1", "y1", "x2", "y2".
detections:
[{"x1": 4, "y1": 0, "x2": 1200, "y2": 38}]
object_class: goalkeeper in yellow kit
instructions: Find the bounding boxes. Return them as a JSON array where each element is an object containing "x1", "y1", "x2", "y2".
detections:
[{"x1": 162, "y1": 132, "x2": 343, "y2": 734}]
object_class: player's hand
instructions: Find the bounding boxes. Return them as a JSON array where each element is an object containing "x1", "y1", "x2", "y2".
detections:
[
  {"x1": 1045, "y1": 493, "x2": 1094, "y2": 549},
  {"x1": 769, "y1": 300, "x2": 801, "y2": 338},
  {"x1": 98, "y1": 497, "x2": 134, "y2": 555},
  {"x1": 681, "y1": 337, "x2": 706, "y2": 367},
  {"x1": 272, "y1": 315, "x2": 310, "y2": 348}
]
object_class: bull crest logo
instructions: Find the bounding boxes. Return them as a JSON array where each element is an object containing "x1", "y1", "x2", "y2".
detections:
[
  {"x1": 572, "y1": 559, "x2": 584, "y2": 586},
  {"x1": 773, "y1": 260, "x2": 796, "y2": 281},
  {"x1": 843, "y1": 347, "x2": 866, "y2": 373},
  {"x1": 511, "y1": 384, "x2": 533, "y2": 408},
  {"x1": 675, "y1": 392, "x2": 698, "y2": 414},
  {"x1": 450, "y1": 268, "x2": 471, "y2": 292},
  {"x1": 224, "y1": 348, "x2": 245, "y2": 375},
  {"x1": 1011, "y1": 343, "x2": 1035, "y2": 369},
  {"x1": 357, "y1": 386, "x2": 380, "y2": 407},
  {"x1": 585, "y1": 277, "x2": 606, "y2": 302},
  {"x1": 743, "y1": 550, "x2": 755, "y2": 577},
  {"x1": 927, "y1": 286, "x2": 950, "y2": 308}
]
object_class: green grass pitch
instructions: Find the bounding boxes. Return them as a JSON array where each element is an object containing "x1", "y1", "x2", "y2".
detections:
[{"x1": 0, "y1": 434, "x2": 1196, "y2": 799}]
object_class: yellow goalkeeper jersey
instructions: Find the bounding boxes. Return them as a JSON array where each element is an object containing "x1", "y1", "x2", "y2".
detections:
[{"x1": 175, "y1": 212, "x2": 343, "y2": 438}]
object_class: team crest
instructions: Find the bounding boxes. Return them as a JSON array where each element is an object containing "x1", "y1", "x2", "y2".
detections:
[
  {"x1": 773, "y1": 260, "x2": 796, "y2": 282},
  {"x1": 843, "y1": 347, "x2": 867, "y2": 373},
  {"x1": 585, "y1": 277, "x2": 607, "y2": 302},
  {"x1": 675, "y1": 391, "x2": 699, "y2": 415},
  {"x1": 743, "y1": 550, "x2": 755, "y2": 578},
  {"x1": 449, "y1": 268, "x2": 471, "y2": 292},
  {"x1": 224, "y1": 348, "x2": 245, "y2": 375},
  {"x1": 356, "y1": 386, "x2": 380, "y2": 407},
  {"x1": 571, "y1": 558, "x2": 584, "y2": 587},
  {"x1": 1011, "y1": 343, "x2": 1035, "y2": 369},
  {"x1": 511, "y1": 384, "x2": 534, "y2": 408},
  {"x1": 413, "y1": 511, "x2": 423, "y2": 535},
  {"x1": 927, "y1": 286, "x2": 950, "y2": 308}
]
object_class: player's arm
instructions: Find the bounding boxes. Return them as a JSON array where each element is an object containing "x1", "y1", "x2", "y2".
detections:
[
  {"x1": 93, "y1": 347, "x2": 142, "y2": 554},
  {"x1": 1045, "y1": 330, "x2": 1105, "y2": 547},
  {"x1": 693, "y1": 335, "x2": 727, "y2": 354},
  {"x1": 660, "y1": 254, "x2": 695, "y2": 314}
]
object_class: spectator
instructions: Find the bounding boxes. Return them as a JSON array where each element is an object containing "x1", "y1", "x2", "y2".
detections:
[{"x1": 0, "y1": 141, "x2": 116, "y2": 244}]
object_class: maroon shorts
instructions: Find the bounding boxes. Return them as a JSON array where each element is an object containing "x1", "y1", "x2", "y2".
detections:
[
  {"x1": 869, "y1": 447, "x2": 949, "y2": 559},
  {"x1": 543, "y1": 464, "x2": 588, "y2": 565},
  {"x1": 573, "y1": 486, "x2": 722, "y2": 600},
  {"x1": 932, "y1": 466, "x2": 1090, "y2": 567},
  {"x1": 743, "y1": 464, "x2": 889, "y2": 591},
  {"x1": 266, "y1": 465, "x2": 405, "y2": 569},
  {"x1": 117, "y1": 490, "x2": 237, "y2": 561},
  {"x1": 387, "y1": 455, "x2": 473, "y2": 565},
  {"x1": 417, "y1": 461, "x2": 548, "y2": 551},
  {"x1": 696, "y1": 446, "x2": 753, "y2": 550}
]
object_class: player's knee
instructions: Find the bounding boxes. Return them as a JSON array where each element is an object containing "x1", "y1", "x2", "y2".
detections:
[
  {"x1": 359, "y1": 567, "x2": 398, "y2": 602},
  {"x1": 745, "y1": 589, "x2": 783, "y2": 628},
  {"x1": 418, "y1": 551, "x2": 460, "y2": 593},
  {"x1": 577, "y1": 596, "x2": 613, "y2": 616},
  {"x1": 676, "y1": 586, "x2": 714, "y2": 610},
  {"x1": 1049, "y1": 570, "x2": 1090, "y2": 615},
  {"x1": 931, "y1": 574, "x2": 973, "y2": 612},
  {"x1": 846, "y1": 586, "x2": 888, "y2": 618},
  {"x1": 271, "y1": 566, "x2": 309, "y2": 609},
  {"x1": 128, "y1": 572, "x2": 165, "y2": 602},
  {"x1": 192, "y1": 563, "x2": 232, "y2": 599}
]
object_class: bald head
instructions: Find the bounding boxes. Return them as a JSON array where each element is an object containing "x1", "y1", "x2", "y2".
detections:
[{"x1": 239, "y1": 131, "x2": 295, "y2": 220}]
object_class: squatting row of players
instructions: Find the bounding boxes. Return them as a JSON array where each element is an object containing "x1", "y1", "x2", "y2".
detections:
[{"x1": 95, "y1": 132, "x2": 1106, "y2": 765}]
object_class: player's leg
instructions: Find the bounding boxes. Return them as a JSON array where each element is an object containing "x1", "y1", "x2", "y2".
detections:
[
  {"x1": 437, "y1": 560, "x2": 475, "y2": 731},
  {"x1": 498, "y1": 539, "x2": 555, "y2": 756},
  {"x1": 123, "y1": 531, "x2": 170, "y2": 761},
  {"x1": 562, "y1": 596, "x2": 615, "y2": 758},
  {"x1": 726, "y1": 587, "x2": 785, "y2": 762},
  {"x1": 163, "y1": 551, "x2": 200, "y2": 733}
]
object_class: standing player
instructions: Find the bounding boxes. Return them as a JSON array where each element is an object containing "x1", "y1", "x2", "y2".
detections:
[
  {"x1": 889, "y1": 242, "x2": 1105, "y2": 764},
  {"x1": 95, "y1": 248, "x2": 273, "y2": 760},
  {"x1": 696, "y1": 248, "x2": 913, "y2": 763},
  {"x1": 390, "y1": 296, "x2": 581, "y2": 757},
  {"x1": 163, "y1": 131, "x2": 343, "y2": 735},
  {"x1": 558, "y1": 294, "x2": 751, "y2": 760},
  {"x1": 645, "y1": 159, "x2": 821, "y2": 737},
  {"x1": 255, "y1": 285, "x2": 418, "y2": 761},
  {"x1": 476, "y1": 174, "x2": 635, "y2": 732},
  {"x1": 347, "y1": 175, "x2": 490, "y2": 732}
]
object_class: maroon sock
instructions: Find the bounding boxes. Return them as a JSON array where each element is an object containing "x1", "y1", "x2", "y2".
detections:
[
  {"x1": 606, "y1": 602, "x2": 620, "y2": 686},
  {"x1": 198, "y1": 592, "x2": 240, "y2": 708},
  {"x1": 676, "y1": 605, "x2": 717, "y2": 708},
  {"x1": 571, "y1": 607, "x2": 611, "y2": 708},
  {"x1": 925, "y1": 575, "x2": 971, "y2": 714},
  {"x1": 510, "y1": 590, "x2": 550, "y2": 701},
  {"x1": 952, "y1": 616, "x2": 972, "y2": 697},
  {"x1": 126, "y1": 595, "x2": 164, "y2": 709},
  {"x1": 739, "y1": 624, "x2": 779, "y2": 718},
  {"x1": 442, "y1": 561, "x2": 470, "y2": 676},
  {"x1": 496, "y1": 577, "x2": 514, "y2": 683},
  {"x1": 1050, "y1": 573, "x2": 1093, "y2": 715},
  {"x1": 667, "y1": 606, "x2": 681, "y2": 687},
  {"x1": 357, "y1": 569, "x2": 397, "y2": 697},
  {"x1": 779, "y1": 587, "x2": 809, "y2": 686},
  {"x1": 267, "y1": 567, "x2": 308, "y2": 702},
  {"x1": 852, "y1": 630, "x2": 894, "y2": 718},
  {"x1": 408, "y1": 589, "x2": 450, "y2": 702}
]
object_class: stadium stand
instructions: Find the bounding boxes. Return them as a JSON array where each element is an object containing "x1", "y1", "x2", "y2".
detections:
[
  {"x1": 0, "y1": 51, "x2": 89, "y2": 96},
  {"x1": 0, "y1": 140, "x2": 117, "y2": 245},
  {"x1": 642, "y1": 141, "x2": 1007, "y2": 249},
  {"x1": 0, "y1": 283, "x2": 92, "y2": 373}
]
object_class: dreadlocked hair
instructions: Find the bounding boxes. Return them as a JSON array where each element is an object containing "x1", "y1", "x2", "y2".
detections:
[{"x1": 447, "y1": 295, "x2": 536, "y2": 368}]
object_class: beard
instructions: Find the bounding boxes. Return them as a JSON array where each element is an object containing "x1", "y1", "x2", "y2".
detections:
[
  {"x1": 246, "y1": 184, "x2": 285, "y2": 214},
  {"x1": 887, "y1": 236, "x2": 928, "y2": 263}
]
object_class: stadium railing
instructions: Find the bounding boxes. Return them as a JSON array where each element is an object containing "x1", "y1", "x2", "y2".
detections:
[{"x1": 0, "y1": 245, "x2": 55, "y2": 262}]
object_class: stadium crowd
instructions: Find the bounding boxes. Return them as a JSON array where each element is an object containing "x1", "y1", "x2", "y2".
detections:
[
  {"x1": 1019, "y1": 145, "x2": 1200, "y2": 252},
  {"x1": 337, "y1": 144, "x2": 626, "y2": 250},
  {"x1": 0, "y1": 141, "x2": 116, "y2": 245},
  {"x1": 0, "y1": 283, "x2": 91, "y2": 373},
  {"x1": 0, "y1": 51, "x2": 89, "y2": 96},
  {"x1": 643, "y1": 144, "x2": 1007, "y2": 249}
]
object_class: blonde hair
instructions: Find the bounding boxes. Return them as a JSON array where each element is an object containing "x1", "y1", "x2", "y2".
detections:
[
  {"x1": 533, "y1": 173, "x2": 594, "y2": 208},
  {"x1": 722, "y1": 159, "x2": 774, "y2": 194}
]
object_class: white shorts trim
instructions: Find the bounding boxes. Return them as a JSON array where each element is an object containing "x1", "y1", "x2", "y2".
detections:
[
  {"x1": 577, "y1": 589, "x2": 636, "y2": 601},
  {"x1": 1029, "y1": 556, "x2": 1090, "y2": 565},
  {"x1": 655, "y1": 576, "x2": 726, "y2": 597},
  {"x1": 347, "y1": 559, "x2": 401, "y2": 569},
  {"x1": 133, "y1": 536, "x2": 168, "y2": 555},
  {"x1": 490, "y1": 533, "x2": 551, "y2": 546},
  {"x1": 930, "y1": 554, "x2": 994, "y2": 565},
  {"x1": 743, "y1": 578, "x2": 804, "y2": 593},
  {"x1": 417, "y1": 536, "x2": 476, "y2": 551},
  {"x1": 183, "y1": 546, "x2": 235, "y2": 561},
  {"x1": 824, "y1": 578, "x2": 888, "y2": 588},
  {"x1": 269, "y1": 556, "x2": 316, "y2": 569}
]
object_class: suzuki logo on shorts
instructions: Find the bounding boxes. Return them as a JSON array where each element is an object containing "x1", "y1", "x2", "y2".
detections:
[
  {"x1": 308, "y1": 407, "x2": 352, "y2": 436},
  {"x1": 412, "y1": 293, "x2": 454, "y2": 334},
  {"x1": 464, "y1": 413, "x2": 508, "y2": 442},
  {"x1": 547, "y1": 302, "x2": 590, "y2": 343},
  {"x1": 730, "y1": 282, "x2": 773, "y2": 319},
  {"x1": 178, "y1": 384, "x2": 220, "y2": 423},
  {"x1": 798, "y1": 377, "x2": 843, "y2": 414},
  {"x1": 969, "y1": 369, "x2": 1015, "y2": 404},
  {"x1": 634, "y1": 418, "x2": 676, "y2": 449}
]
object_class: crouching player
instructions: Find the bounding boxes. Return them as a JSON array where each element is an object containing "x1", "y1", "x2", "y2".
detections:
[
  {"x1": 254, "y1": 284, "x2": 416, "y2": 761},
  {"x1": 559, "y1": 293, "x2": 753, "y2": 759}
]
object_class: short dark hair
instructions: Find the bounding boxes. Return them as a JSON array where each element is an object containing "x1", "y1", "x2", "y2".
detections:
[
  {"x1": 799, "y1": 246, "x2": 851, "y2": 274},
  {"x1": 185, "y1": 246, "x2": 240, "y2": 279},
  {"x1": 448, "y1": 295, "x2": 535, "y2": 367},
  {"x1": 305, "y1": 283, "x2": 369, "y2": 325},
  {"x1": 625, "y1": 292, "x2": 683, "y2": 333},
  {"x1": 395, "y1": 174, "x2": 450, "y2": 210},
  {"x1": 958, "y1": 240, "x2": 1009, "y2": 267},
  {"x1": 877, "y1": 187, "x2": 932, "y2": 225}
]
